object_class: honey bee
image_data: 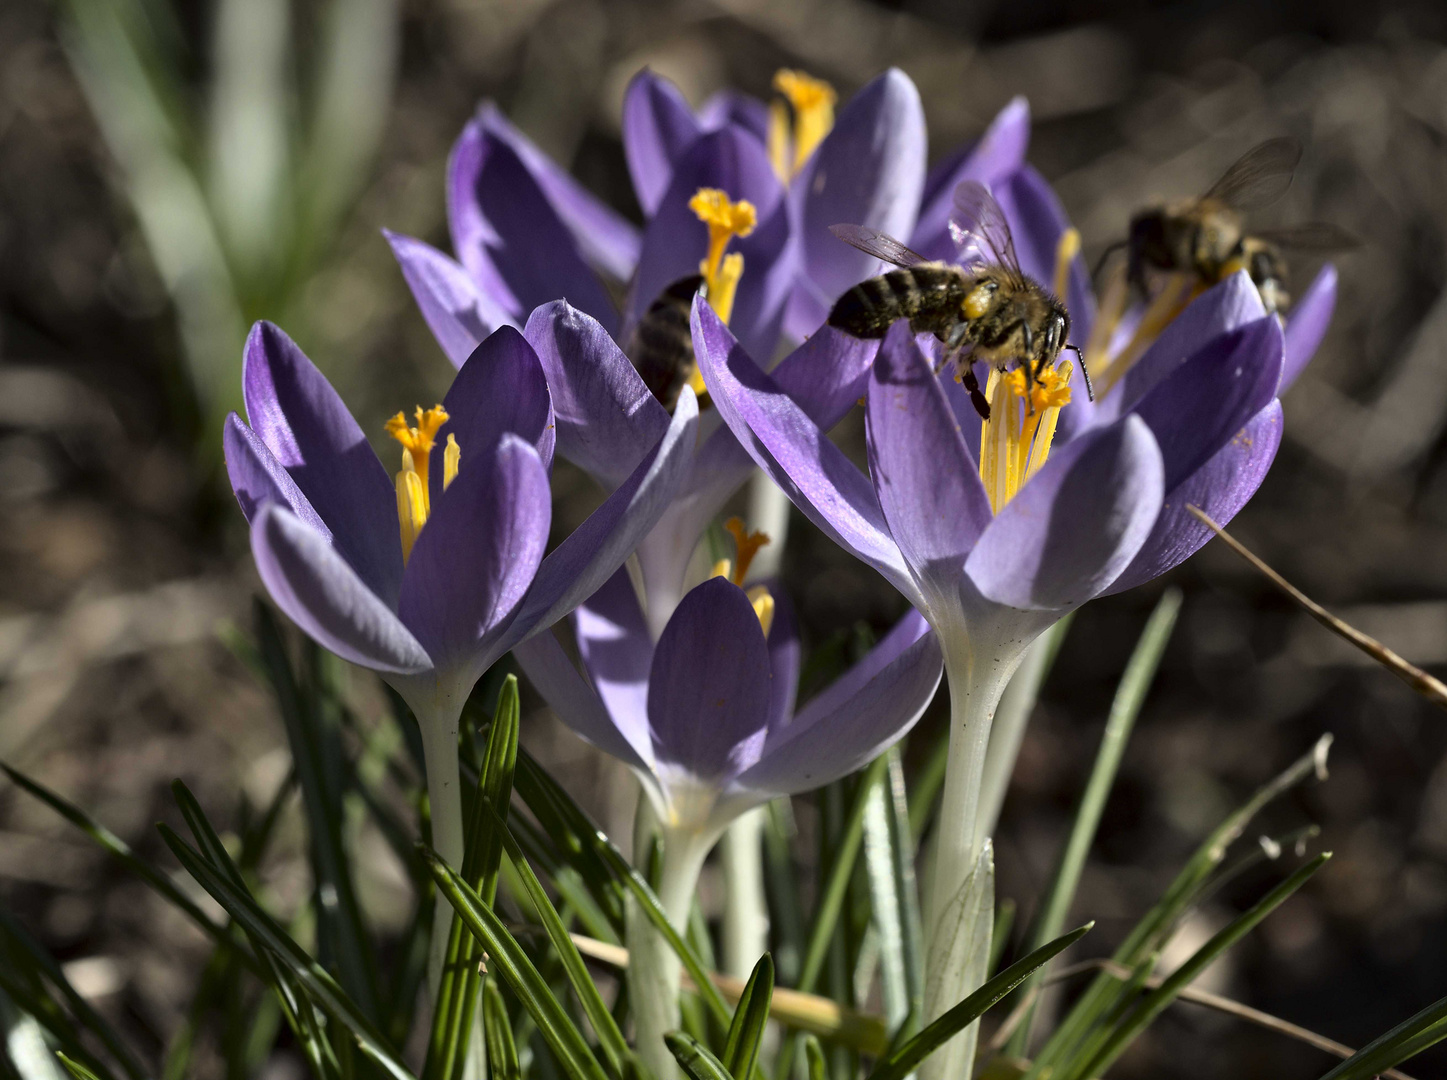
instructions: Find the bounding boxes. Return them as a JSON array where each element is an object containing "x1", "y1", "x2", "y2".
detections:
[
  {"x1": 828, "y1": 181, "x2": 1088, "y2": 421},
  {"x1": 623, "y1": 274, "x2": 705, "y2": 410},
  {"x1": 1109, "y1": 137, "x2": 1356, "y2": 314}
]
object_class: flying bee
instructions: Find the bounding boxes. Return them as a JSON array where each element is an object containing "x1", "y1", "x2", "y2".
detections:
[
  {"x1": 828, "y1": 180, "x2": 1089, "y2": 421},
  {"x1": 623, "y1": 274, "x2": 705, "y2": 410},
  {"x1": 1104, "y1": 137, "x2": 1356, "y2": 315}
]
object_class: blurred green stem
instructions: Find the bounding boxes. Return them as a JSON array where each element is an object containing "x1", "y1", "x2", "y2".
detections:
[
  {"x1": 627, "y1": 798, "x2": 712, "y2": 1080},
  {"x1": 415, "y1": 690, "x2": 468, "y2": 1001},
  {"x1": 722, "y1": 806, "x2": 770, "y2": 978}
]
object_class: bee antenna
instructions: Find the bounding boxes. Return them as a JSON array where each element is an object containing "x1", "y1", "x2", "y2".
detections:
[{"x1": 1064, "y1": 343, "x2": 1095, "y2": 401}]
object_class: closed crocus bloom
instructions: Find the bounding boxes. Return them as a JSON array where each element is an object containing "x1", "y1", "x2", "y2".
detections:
[
  {"x1": 514, "y1": 568, "x2": 941, "y2": 1078},
  {"x1": 223, "y1": 320, "x2": 698, "y2": 991}
]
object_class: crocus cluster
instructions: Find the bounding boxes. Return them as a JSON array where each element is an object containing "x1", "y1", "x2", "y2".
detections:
[{"x1": 224, "y1": 61, "x2": 1337, "y2": 1080}]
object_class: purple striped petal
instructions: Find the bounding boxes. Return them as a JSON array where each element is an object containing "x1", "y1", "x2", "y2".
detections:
[
  {"x1": 965, "y1": 415, "x2": 1164, "y2": 611},
  {"x1": 765, "y1": 586, "x2": 801, "y2": 735},
  {"x1": 912, "y1": 97, "x2": 1030, "y2": 261},
  {"x1": 698, "y1": 89, "x2": 771, "y2": 145},
  {"x1": 435, "y1": 325, "x2": 555, "y2": 501},
  {"x1": 398, "y1": 434, "x2": 551, "y2": 669},
  {"x1": 224, "y1": 414, "x2": 330, "y2": 540},
  {"x1": 731, "y1": 613, "x2": 941, "y2": 797},
  {"x1": 251, "y1": 504, "x2": 430, "y2": 674},
  {"x1": 496, "y1": 388, "x2": 701, "y2": 654},
  {"x1": 575, "y1": 568, "x2": 654, "y2": 748},
  {"x1": 242, "y1": 321, "x2": 402, "y2": 606},
  {"x1": 477, "y1": 103, "x2": 640, "y2": 281},
  {"x1": 623, "y1": 70, "x2": 703, "y2": 216},
  {"x1": 524, "y1": 301, "x2": 671, "y2": 486},
  {"x1": 447, "y1": 123, "x2": 617, "y2": 333},
  {"x1": 692, "y1": 299, "x2": 917, "y2": 603},
  {"x1": 865, "y1": 323, "x2": 992, "y2": 598},
  {"x1": 513, "y1": 629, "x2": 654, "y2": 774},
  {"x1": 1130, "y1": 315, "x2": 1283, "y2": 490},
  {"x1": 647, "y1": 577, "x2": 772, "y2": 782},
  {"x1": 1104, "y1": 400, "x2": 1283, "y2": 596},
  {"x1": 1281, "y1": 264, "x2": 1337, "y2": 391},
  {"x1": 799, "y1": 68, "x2": 926, "y2": 305},
  {"x1": 632, "y1": 128, "x2": 793, "y2": 363},
  {"x1": 385, "y1": 231, "x2": 507, "y2": 369}
]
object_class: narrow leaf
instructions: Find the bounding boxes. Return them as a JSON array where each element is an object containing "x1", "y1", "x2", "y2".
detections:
[
  {"x1": 483, "y1": 979, "x2": 521, "y2": 1080},
  {"x1": 723, "y1": 954, "x2": 774, "y2": 1080},
  {"x1": 665, "y1": 1033, "x2": 733, "y2": 1080},
  {"x1": 1315, "y1": 993, "x2": 1447, "y2": 1080}
]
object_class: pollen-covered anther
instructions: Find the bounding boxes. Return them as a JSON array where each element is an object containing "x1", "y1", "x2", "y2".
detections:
[
  {"x1": 746, "y1": 585, "x2": 776, "y2": 638},
  {"x1": 386, "y1": 404, "x2": 455, "y2": 563},
  {"x1": 723, "y1": 517, "x2": 771, "y2": 584},
  {"x1": 690, "y1": 189, "x2": 756, "y2": 326},
  {"x1": 769, "y1": 68, "x2": 836, "y2": 178},
  {"x1": 1053, "y1": 227, "x2": 1081, "y2": 299},
  {"x1": 979, "y1": 362, "x2": 1073, "y2": 514}
]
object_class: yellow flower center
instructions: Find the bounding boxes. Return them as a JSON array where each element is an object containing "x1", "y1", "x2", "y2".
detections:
[
  {"x1": 689, "y1": 188, "x2": 756, "y2": 332},
  {"x1": 768, "y1": 69, "x2": 836, "y2": 181},
  {"x1": 978, "y1": 362, "x2": 1073, "y2": 515},
  {"x1": 709, "y1": 516, "x2": 774, "y2": 636},
  {"x1": 385, "y1": 404, "x2": 459, "y2": 563}
]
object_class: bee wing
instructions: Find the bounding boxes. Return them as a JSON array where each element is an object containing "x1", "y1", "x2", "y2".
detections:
[
  {"x1": 949, "y1": 181, "x2": 1024, "y2": 279},
  {"x1": 1253, "y1": 222, "x2": 1360, "y2": 252},
  {"x1": 828, "y1": 224, "x2": 929, "y2": 268},
  {"x1": 1202, "y1": 137, "x2": 1303, "y2": 211}
]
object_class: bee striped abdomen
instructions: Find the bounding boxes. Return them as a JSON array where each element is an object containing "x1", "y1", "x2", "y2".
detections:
[
  {"x1": 828, "y1": 265, "x2": 964, "y2": 339},
  {"x1": 627, "y1": 274, "x2": 703, "y2": 409}
]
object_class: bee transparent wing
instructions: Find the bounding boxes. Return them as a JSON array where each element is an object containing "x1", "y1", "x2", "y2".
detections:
[
  {"x1": 1253, "y1": 222, "x2": 1360, "y2": 252},
  {"x1": 949, "y1": 180, "x2": 1024, "y2": 278},
  {"x1": 1203, "y1": 137, "x2": 1303, "y2": 211},
  {"x1": 828, "y1": 224, "x2": 929, "y2": 268}
]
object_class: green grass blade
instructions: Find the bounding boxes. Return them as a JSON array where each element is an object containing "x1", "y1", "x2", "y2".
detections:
[
  {"x1": 157, "y1": 825, "x2": 412, "y2": 1080},
  {"x1": 865, "y1": 924, "x2": 1093, "y2": 1080},
  {"x1": 55, "y1": 1054, "x2": 102, "y2": 1080},
  {"x1": 421, "y1": 846, "x2": 611, "y2": 1080},
  {"x1": 0, "y1": 967, "x2": 113, "y2": 1080},
  {"x1": 862, "y1": 749, "x2": 923, "y2": 1028},
  {"x1": 483, "y1": 980, "x2": 521, "y2": 1080},
  {"x1": 802, "y1": 1035, "x2": 826, "y2": 1080},
  {"x1": 485, "y1": 800, "x2": 631, "y2": 1078},
  {"x1": 1008, "y1": 589, "x2": 1180, "y2": 1055},
  {"x1": 665, "y1": 1033, "x2": 733, "y2": 1080},
  {"x1": 722, "y1": 954, "x2": 774, "y2": 1080},
  {"x1": 798, "y1": 756, "x2": 889, "y2": 996},
  {"x1": 0, "y1": 763, "x2": 239, "y2": 960},
  {"x1": 1076, "y1": 854, "x2": 1331, "y2": 1079},
  {"x1": 762, "y1": 800, "x2": 806, "y2": 987},
  {"x1": 1315, "y1": 993, "x2": 1447, "y2": 1080}
]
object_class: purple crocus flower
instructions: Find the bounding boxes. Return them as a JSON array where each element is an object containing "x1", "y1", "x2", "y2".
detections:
[
  {"x1": 513, "y1": 568, "x2": 941, "y2": 1076},
  {"x1": 222, "y1": 319, "x2": 698, "y2": 989}
]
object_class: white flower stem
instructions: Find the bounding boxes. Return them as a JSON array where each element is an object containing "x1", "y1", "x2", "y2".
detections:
[
  {"x1": 745, "y1": 471, "x2": 791, "y2": 579},
  {"x1": 720, "y1": 805, "x2": 770, "y2": 977},
  {"x1": 921, "y1": 636, "x2": 1017, "y2": 1080},
  {"x1": 417, "y1": 693, "x2": 466, "y2": 1000},
  {"x1": 627, "y1": 801, "x2": 712, "y2": 1080}
]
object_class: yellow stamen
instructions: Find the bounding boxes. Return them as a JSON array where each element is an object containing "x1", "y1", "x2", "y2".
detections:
[
  {"x1": 1093, "y1": 273, "x2": 1194, "y2": 399},
  {"x1": 978, "y1": 364, "x2": 1073, "y2": 514},
  {"x1": 1082, "y1": 261, "x2": 1131, "y2": 383},
  {"x1": 746, "y1": 585, "x2": 776, "y2": 638},
  {"x1": 386, "y1": 404, "x2": 455, "y2": 563},
  {"x1": 711, "y1": 557, "x2": 733, "y2": 582},
  {"x1": 690, "y1": 189, "x2": 756, "y2": 327},
  {"x1": 443, "y1": 433, "x2": 460, "y2": 490},
  {"x1": 724, "y1": 517, "x2": 771, "y2": 584},
  {"x1": 767, "y1": 98, "x2": 792, "y2": 183},
  {"x1": 771, "y1": 69, "x2": 836, "y2": 177},
  {"x1": 1053, "y1": 227, "x2": 1080, "y2": 301}
]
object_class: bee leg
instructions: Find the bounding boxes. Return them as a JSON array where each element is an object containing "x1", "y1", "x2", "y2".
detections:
[
  {"x1": 1019, "y1": 322, "x2": 1036, "y2": 413},
  {"x1": 962, "y1": 364, "x2": 990, "y2": 422}
]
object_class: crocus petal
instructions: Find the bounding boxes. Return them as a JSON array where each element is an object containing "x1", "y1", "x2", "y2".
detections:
[
  {"x1": 1108, "y1": 271, "x2": 1266, "y2": 419},
  {"x1": 632, "y1": 128, "x2": 793, "y2": 363},
  {"x1": 994, "y1": 166, "x2": 1095, "y2": 339},
  {"x1": 242, "y1": 321, "x2": 402, "y2": 605},
  {"x1": 798, "y1": 69, "x2": 926, "y2": 304},
  {"x1": 1105, "y1": 401, "x2": 1283, "y2": 595},
  {"x1": 477, "y1": 103, "x2": 640, "y2": 281},
  {"x1": 965, "y1": 414, "x2": 1164, "y2": 611},
  {"x1": 647, "y1": 577, "x2": 773, "y2": 781},
  {"x1": 496, "y1": 389, "x2": 701, "y2": 653},
  {"x1": 384, "y1": 231, "x2": 506, "y2": 368},
  {"x1": 524, "y1": 301, "x2": 671, "y2": 486},
  {"x1": 224, "y1": 414, "x2": 330, "y2": 540},
  {"x1": 512, "y1": 629, "x2": 654, "y2": 773},
  {"x1": 1131, "y1": 315, "x2": 1283, "y2": 491},
  {"x1": 787, "y1": 607, "x2": 930, "y2": 731},
  {"x1": 692, "y1": 299, "x2": 919, "y2": 603},
  {"x1": 575, "y1": 568, "x2": 654, "y2": 747},
  {"x1": 730, "y1": 617, "x2": 941, "y2": 798},
  {"x1": 912, "y1": 97, "x2": 1030, "y2": 261},
  {"x1": 399, "y1": 435, "x2": 551, "y2": 669},
  {"x1": 251, "y1": 504, "x2": 430, "y2": 674},
  {"x1": 622, "y1": 70, "x2": 703, "y2": 216},
  {"x1": 765, "y1": 587, "x2": 801, "y2": 735},
  {"x1": 697, "y1": 89, "x2": 771, "y2": 145},
  {"x1": 447, "y1": 123, "x2": 617, "y2": 333},
  {"x1": 865, "y1": 323, "x2": 993, "y2": 598},
  {"x1": 435, "y1": 325, "x2": 556, "y2": 502},
  {"x1": 1281, "y1": 264, "x2": 1337, "y2": 392}
]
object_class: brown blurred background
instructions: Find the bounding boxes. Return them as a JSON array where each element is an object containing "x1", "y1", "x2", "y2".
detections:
[{"x1": 4, "y1": 0, "x2": 1447, "y2": 1076}]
